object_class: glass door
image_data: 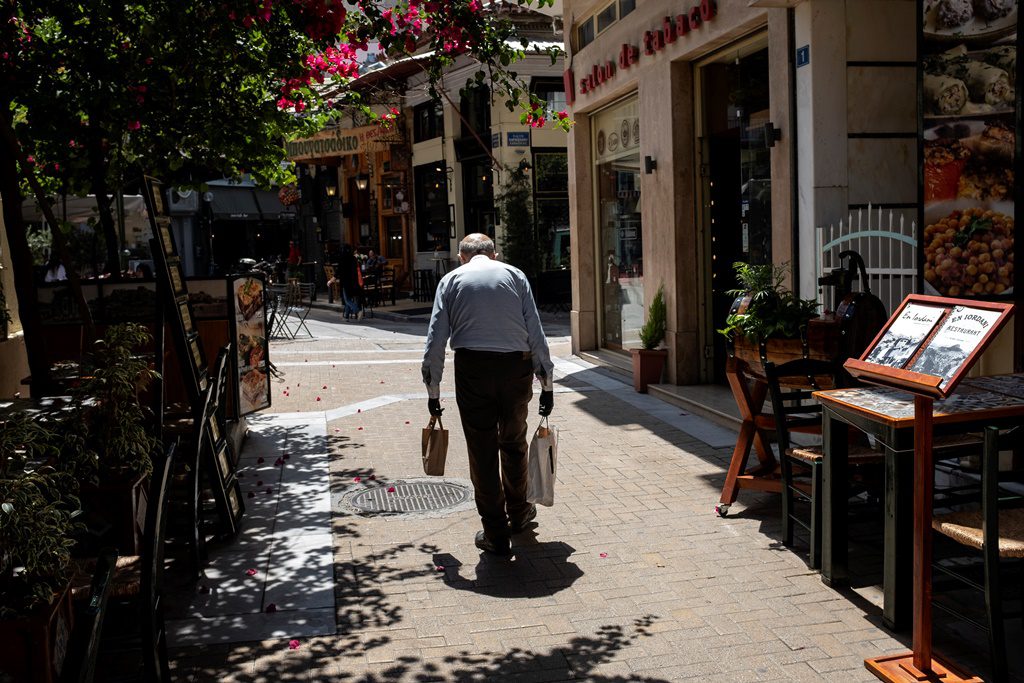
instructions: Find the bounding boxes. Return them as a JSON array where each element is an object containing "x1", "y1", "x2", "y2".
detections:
[{"x1": 697, "y1": 36, "x2": 772, "y2": 382}]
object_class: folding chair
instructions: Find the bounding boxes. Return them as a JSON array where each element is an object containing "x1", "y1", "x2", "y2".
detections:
[
  {"x1": 289, "y1": 282, "x2": 314, "y2": 338},
  {"x1": 267, "y1": 284, "x2": 293, "y2": 339}
]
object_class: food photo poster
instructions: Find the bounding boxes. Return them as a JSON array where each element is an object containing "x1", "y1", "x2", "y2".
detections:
[
  {"x1": 229, "y1": 275, "x2": 270, "y2": 416},
  {"x1": 921, "y1": 0, "x2": 1018, "y2": 299}
]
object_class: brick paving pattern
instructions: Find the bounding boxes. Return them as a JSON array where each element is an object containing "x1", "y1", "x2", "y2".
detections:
[{"x1": 169, "y1": 308, "x2": 907, "y2": 681}]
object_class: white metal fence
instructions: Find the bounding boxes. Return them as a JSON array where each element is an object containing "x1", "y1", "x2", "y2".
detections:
[{"x1": 816, "y1": 204, "x2": 918, "y2": 316}]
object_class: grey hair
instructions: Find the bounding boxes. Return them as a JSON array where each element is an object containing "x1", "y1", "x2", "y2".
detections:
[{"x1": 459, "y1": 233, "x2": 496, "y2": 258}]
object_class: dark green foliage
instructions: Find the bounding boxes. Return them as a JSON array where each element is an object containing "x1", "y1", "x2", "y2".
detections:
[
  {"x1": 718, "y1": 262, "x2": 820, "y2": 343},
  {"x1": 497, "y1": 165, "x2": 543, "y2": 278},
  {"x1": 639, "y1": 285, "x2": 667, "y2": 350}
]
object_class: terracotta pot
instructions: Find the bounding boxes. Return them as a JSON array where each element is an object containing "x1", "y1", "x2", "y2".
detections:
[
  {"x1": 631, "y1": 348, "x2": 668, "y2": 393},
  {"x1": 0, "y1": 586, "x2": 73, "y2": 683}
]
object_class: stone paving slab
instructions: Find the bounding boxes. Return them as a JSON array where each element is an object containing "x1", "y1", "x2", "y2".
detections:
[{"x1": 168, "y1": 313, "x2": 915, "y2": 681}]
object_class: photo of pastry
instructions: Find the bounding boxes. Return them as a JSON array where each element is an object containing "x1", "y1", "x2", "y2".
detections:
[
  {"x1": 923, "y1": 45, "x2": 1016, "y2": 116},
  {"x1": 239, "y1": 368, "x2": 269, "y2": 414},
  {"x1": 235, "y1": 277, "x2": 264, "y2": 322},
  {"x1": 924, "y1": 0, "x2": 1017, "y2": 43},
  {"x1": 237, "y1": 328, "x2": 266, "y2": 370}
]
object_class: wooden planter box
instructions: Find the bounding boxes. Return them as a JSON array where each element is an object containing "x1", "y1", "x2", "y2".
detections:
[
  {"x1": 631, "y1": 348, "x2": 668, "y2": 393},
  {"x1": 0, "y1": 587, "x2": 73, "y2": 683},
  {"x1": 730, "y1": 317, "x2": 843, "y2": 382}
]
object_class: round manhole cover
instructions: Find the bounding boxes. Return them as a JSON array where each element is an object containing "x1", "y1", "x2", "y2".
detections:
[{"x1": 337, "y1": 478, "x2": 475, "y2": 517}]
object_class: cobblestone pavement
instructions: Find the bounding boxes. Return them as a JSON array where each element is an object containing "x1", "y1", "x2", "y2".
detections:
[{"x1": 169, "y1": 308, "x2": 909, "y2": 682}]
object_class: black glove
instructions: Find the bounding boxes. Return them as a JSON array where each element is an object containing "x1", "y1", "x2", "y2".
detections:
[
  {"x1": 428, "y1": 398, "x2": 444, "y2": 417},
  {"x1": 538, "y1": 390, "x2": 554, "y2": 417}
]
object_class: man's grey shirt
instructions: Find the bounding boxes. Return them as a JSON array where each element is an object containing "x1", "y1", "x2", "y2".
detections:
[{"x1": 422, "y1": 255, "x2": 554, "y2": 398}]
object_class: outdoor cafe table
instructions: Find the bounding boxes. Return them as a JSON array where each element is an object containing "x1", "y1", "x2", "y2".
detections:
[{"x1": 815, "y1": 374, "x2": 1024, "y2": 632}]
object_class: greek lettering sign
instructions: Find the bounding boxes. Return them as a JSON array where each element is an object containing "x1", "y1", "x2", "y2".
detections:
[{"x1": 286, "y1": 124, "x2": 394, "y2": 161}]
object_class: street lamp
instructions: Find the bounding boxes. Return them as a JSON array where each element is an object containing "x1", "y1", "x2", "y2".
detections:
[{"x1": 355, "y1": 173, "x2": 369, "y2": 191}]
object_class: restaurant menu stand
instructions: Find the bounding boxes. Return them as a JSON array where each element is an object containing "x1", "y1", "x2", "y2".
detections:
[
  {"x1": 143, "y1": 177, "x2": 244, "y2": 536},
  {"x1": 841, "y1": 294, "x2": 1013, "y2": 682}
]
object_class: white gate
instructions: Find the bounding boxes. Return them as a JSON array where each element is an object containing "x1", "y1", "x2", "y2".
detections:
[{"x1": 817, "y1": 205, "x2": 918, "y2": 316}]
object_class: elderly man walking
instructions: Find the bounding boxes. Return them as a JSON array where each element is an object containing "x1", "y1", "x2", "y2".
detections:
[{"x1": 422, "y1": 233, "x2": 554, "y2": 556}]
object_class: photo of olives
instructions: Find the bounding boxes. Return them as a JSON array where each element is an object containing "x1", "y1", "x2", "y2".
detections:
[{"x1": 923, "y1": 203, "x2": 1014, "y2": 297}]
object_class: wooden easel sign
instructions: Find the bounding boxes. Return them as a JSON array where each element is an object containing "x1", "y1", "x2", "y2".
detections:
[
  {"x1": 850, "y1": 294, "x2": 1013, "y2": 683},
  {"x1": 846, "y1": 294, "x2": 1014, "y2": 399}
]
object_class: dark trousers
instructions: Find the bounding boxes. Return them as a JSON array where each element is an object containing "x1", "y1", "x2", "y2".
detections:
[{"x1": 454, "y1": 349, "x2": 534, "y2": 541}]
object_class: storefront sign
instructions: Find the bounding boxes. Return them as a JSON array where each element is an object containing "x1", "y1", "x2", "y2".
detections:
[
  {"x1": 491, "y1": 132, "x2": 502, "y2": 148},
  {"x1": 569, "y1": 0, "x2": 718, "y2": 100},
  {"x1": 286, "y1": 124, "x2": 393, "y2": 161}
]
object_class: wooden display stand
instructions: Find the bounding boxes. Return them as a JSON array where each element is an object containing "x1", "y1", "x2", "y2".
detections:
[{"x1": 846, "y1": 295, "x2": 1013, "y2": 683}]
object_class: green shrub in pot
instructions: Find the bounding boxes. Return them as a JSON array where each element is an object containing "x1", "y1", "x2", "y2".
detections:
[
  {"x1": 717, "y1": 262, "x2": 819, "y2": 344},
  {"x1": 75, "y1": 323, "x2": 161, "y2": 480},
  {"x1": 638, "y1": 285, "x2": 667, "y2": 350}
]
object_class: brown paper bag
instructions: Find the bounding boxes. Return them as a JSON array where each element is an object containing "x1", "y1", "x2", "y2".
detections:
[{"x1": 421, "y1": 416, "x2": 448, "y2": 476}]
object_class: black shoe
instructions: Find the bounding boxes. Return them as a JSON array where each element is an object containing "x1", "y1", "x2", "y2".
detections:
[
  {"x1": 475, "y1": 530, "x2": 511, "y2": 556},
  {"x1": 508, "y1": 505, "x2": 537, "y2": 534}
]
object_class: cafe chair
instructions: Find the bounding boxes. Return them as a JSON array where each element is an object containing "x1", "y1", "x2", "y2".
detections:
[
  {"x1": 61, "y1": 548, "x2": 118, "y2": 683},
  {"x1": 70, "y1": 442, "x2": 175, "y2": 682},
  {"x1": 932, "y1": 425, "x2": 1024, "y2": 683},
  {"x1": 323, "y1": 264, "x2": 340, "y2": 304},
  {"x1": 763, "y1": 359, "x2": 883, "y2": 569}
]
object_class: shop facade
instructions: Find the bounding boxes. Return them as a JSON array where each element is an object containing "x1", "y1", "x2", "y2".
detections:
[{"x1": 563, "y1": 0, "x2": 952, "y2": 386}]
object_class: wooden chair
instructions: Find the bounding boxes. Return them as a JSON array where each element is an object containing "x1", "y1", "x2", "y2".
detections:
[
  {"x1": 932, "y1": 425, "x2": 1024, "y2": 682},
  {"x1": 61, "y1": 548, "x2": 118, "y2": 683},
  {"x1": 378, "y1": 266, "x2": 396, "y2": 307},
  {"x1": 763, "y1": 359, "x2": 883, "y2": 568},
  {"x1": 70, "y1": 442, "x2": 176, "y2": 682},
  {"x1": 323, "y1": 264, "x2": 341, "y2": 304}
]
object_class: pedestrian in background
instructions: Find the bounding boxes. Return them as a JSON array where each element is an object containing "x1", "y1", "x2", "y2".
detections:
[
  {"x1": 422, "y1": 233, "x2": 554, "y2": 556},
  {"x1": 338, "y1": 244, "x2": 362, "y2": 320}
]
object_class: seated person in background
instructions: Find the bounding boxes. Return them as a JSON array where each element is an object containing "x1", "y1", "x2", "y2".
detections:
[{"x1": 362, "y1": 249, "x2": 387, "y2": 272}]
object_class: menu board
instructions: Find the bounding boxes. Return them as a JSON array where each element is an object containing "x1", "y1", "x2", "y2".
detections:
[
  {"x1": 228, "y1": 274, "x2": 270, "y2": 417},
  {"x1": 846, "y1": 294, "x2": 1014, "y2": 397},
  {"x1": 920, "y1": 0, "x2": 1018, "y2": 299}
]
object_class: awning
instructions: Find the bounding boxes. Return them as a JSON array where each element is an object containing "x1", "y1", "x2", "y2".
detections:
[
  {"x1": 253, "y1": 190, "x2": 286, "y2": 220},
  {"x1": 21, "y1": 195, "x2": 147, "y2": 224},
  {"x1": 209, "y1": 187, "x2": 260, "y2": 221}
]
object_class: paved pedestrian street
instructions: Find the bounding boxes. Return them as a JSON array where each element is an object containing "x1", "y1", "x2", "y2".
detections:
[{"x1": 168, "y1": 309, "x2": 908, "y2": 682}]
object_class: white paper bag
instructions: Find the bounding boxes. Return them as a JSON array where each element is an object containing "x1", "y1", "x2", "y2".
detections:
[{"x1": 527, "y1": 417, "x2": 558, "y2": 507}]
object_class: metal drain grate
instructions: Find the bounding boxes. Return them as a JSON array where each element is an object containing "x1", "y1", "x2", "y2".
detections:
[{"x1": 346, "y1": 480, "x2": 473, "y2": 515}]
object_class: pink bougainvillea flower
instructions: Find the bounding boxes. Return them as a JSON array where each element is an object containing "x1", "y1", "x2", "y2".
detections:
[
  {"x1": 265, "y1": 603, "x2": 277, "y2": 613},
  {"x1": 387, "y1": 486, "x2": 396, "y2": 493},
  {"x1": 353, "y1": 476, "x2": 361, "y2": 483},
  {"x1": 127, "y1": 120, "x2": 141, "y2": 131},
  {"x1": 288, "y1": 639, "x2": 300, "y2": 650},
  {"x1": 266, "y1": 487, "x2": 273, "y2": 494},
  {"x1": 599, "y1": 553, "x2": 608, "y2": 558},
  {"x1": 257, "y1": 457, "x2": 265, "y2": 464},
  {"x1": 246, "y1": 568, "x2": 258, "y2": 576},
  {"x1": 357, "y1": 427, "x2": 363, "y2": 431},
  {"x1": 380, "y1": 380, "x2": 385, "y2": 384},
  {"x1": 334, "y1": 428, "x2": 340, "y2": 432},
  {"x1": 322, "y1": 385, "x2": 327, "y2": 389},
  {"x1": 316, "y1": 397, "x2": 321, "y2": 402}
]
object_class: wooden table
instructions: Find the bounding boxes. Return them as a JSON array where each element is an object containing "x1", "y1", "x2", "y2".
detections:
[
  {"x1": 816, "y1": 375, "x2": 1024, "y2": 633},
  {"x1": 716, "y1": 358, "x2": 782, "y2": 516}
]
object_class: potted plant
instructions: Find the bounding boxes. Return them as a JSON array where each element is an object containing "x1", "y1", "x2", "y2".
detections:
[
  {"x1": 75, "y1": 323, "x2": 161, "y2": 554},
  {"x1": 0, "y1": 415, "x2": 82, "y2": 683},
  {"x1": 718, "y1": 262, "x2": 828, "y2": 380},
  {"x1": 631, "y1": 285, "x2": 669, "y2": 393}
]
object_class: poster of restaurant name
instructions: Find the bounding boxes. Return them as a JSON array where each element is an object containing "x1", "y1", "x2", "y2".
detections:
[
  {"x1": 920, "y1": 0, "x2": 1018, "y2": 299},
  {"x1": 910, "y1": 305, "x2": 1003, "y2": 386},
  {"x1": 228, "y1": 274, "x2": 270, "y2": 416}
]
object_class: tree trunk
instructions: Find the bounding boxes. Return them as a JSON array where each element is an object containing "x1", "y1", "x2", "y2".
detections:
[{"x1": 0, "y1": 132, "x2": 50, "y2": 392}]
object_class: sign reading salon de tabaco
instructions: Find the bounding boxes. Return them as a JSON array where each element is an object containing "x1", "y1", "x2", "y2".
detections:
[{"x1": 286, "y1": 124, "x2": 394, "y2": 162}]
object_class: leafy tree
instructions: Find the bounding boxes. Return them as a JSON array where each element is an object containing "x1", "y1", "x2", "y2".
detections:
[
  {"x1": 497, "y1": 163, "x2": 542, "y2": 278},
  {"x1": 0, "y1": 0, "x2": 569, "y2": 385}
]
